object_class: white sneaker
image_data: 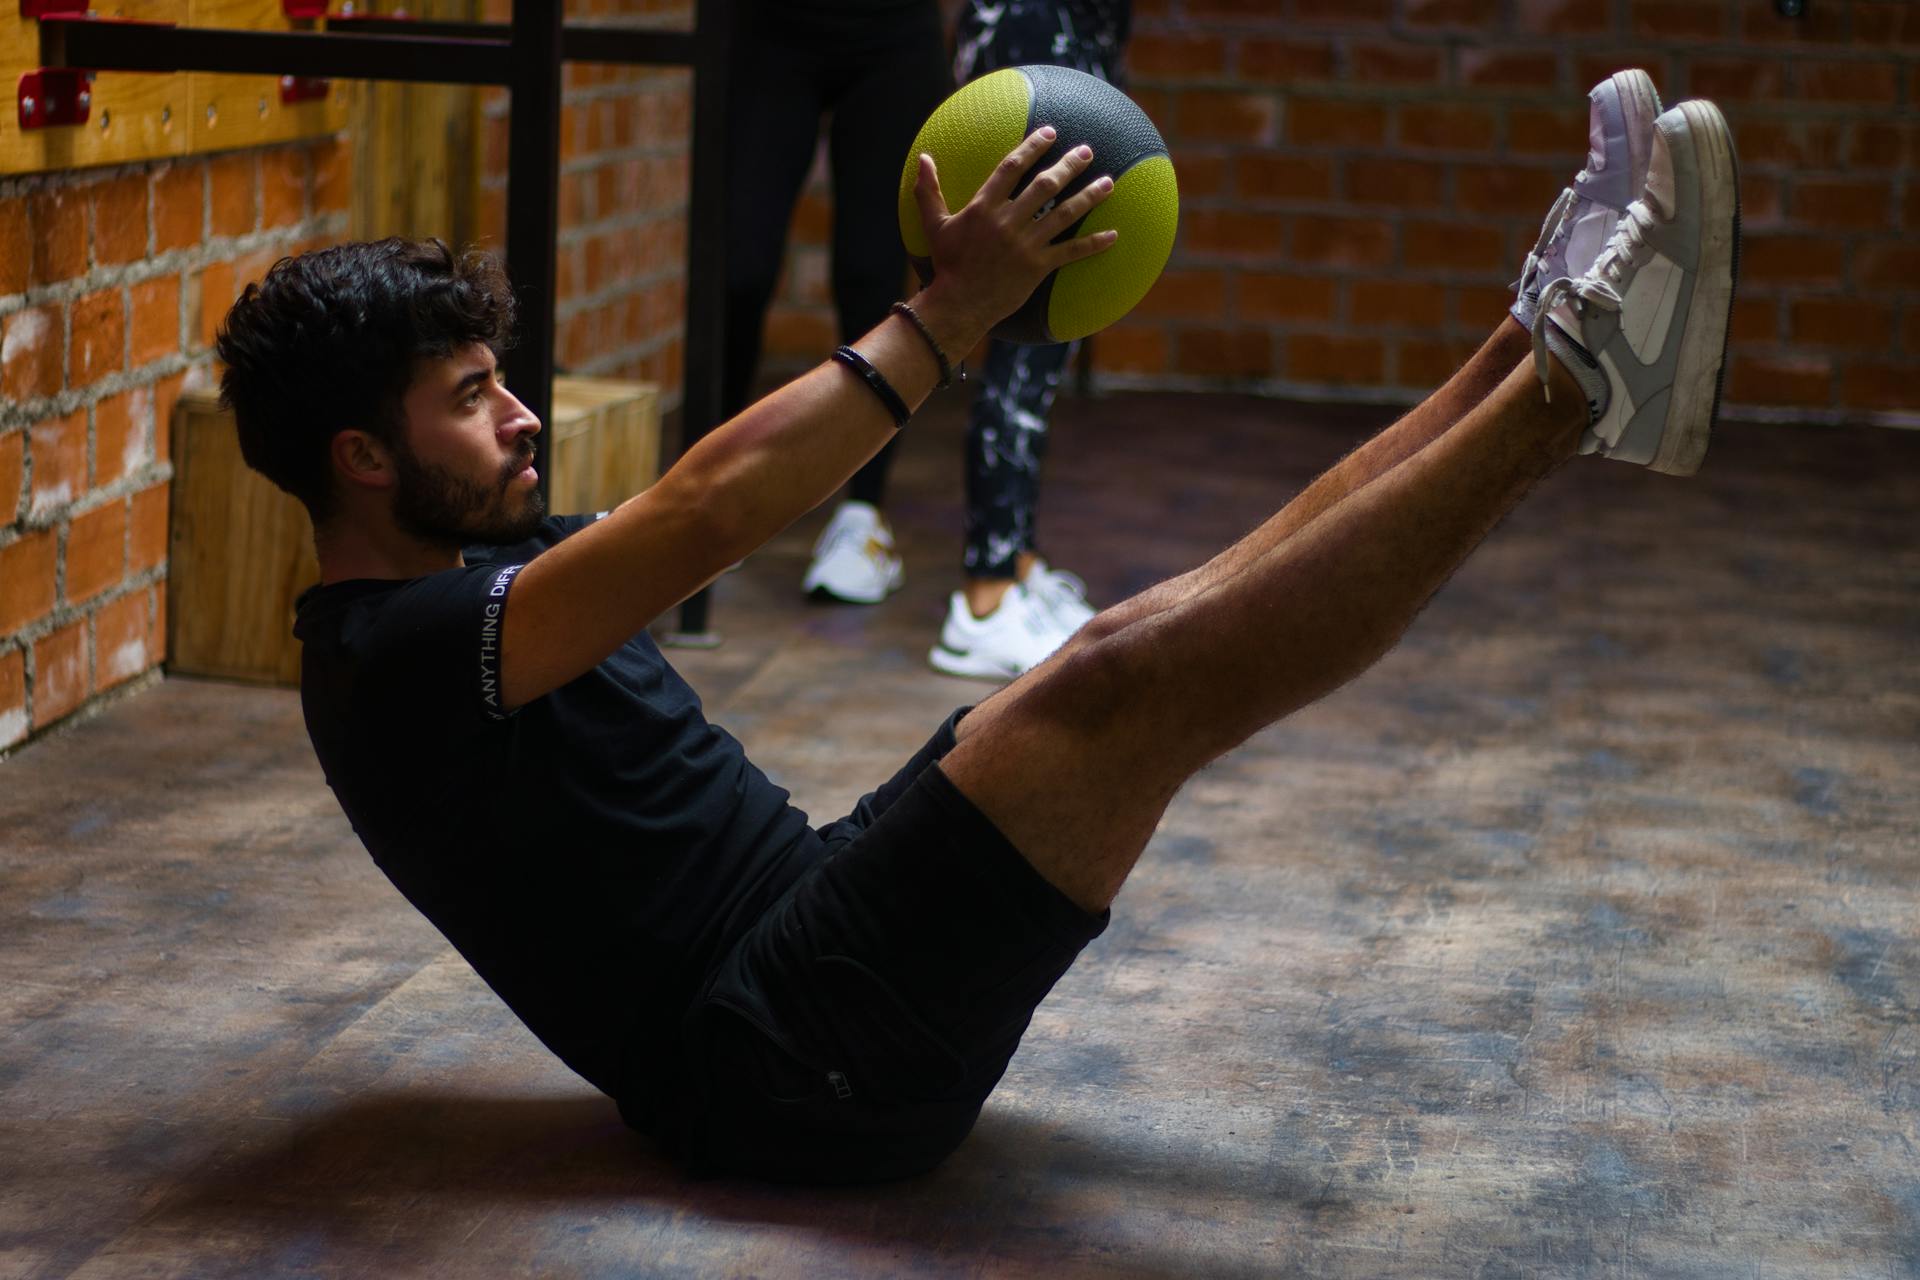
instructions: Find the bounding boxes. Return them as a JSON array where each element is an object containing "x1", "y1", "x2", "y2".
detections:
[
  {"x1": 1531, "y1": 99, "x2": 1740, "y2": 477},
  {"x1": 1023, "y1": 558, "x2": 1096, "y2": 633},
  {"x1": 802, "y1": 500, "x2": 903, "y2": 604},
  {"x1": 928, "y1": 582, "x2": 1073, "y2": 680}
]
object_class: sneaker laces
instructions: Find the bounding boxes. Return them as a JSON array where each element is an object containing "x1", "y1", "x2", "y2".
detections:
[
  {"x1": 1513, "y1": 186, "x2": 1576, "y2": 294},
  {"x1": 1530, "y1": 198, "x2": 1659, "y2": 402}
]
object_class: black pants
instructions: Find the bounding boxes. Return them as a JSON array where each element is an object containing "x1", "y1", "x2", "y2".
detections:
[
  {"x1": 954, "y1": 0, "x2": 1127, "y2": 578},
  {"x1": 722, "y1": 0, "x2": 950, "y2": 505}
]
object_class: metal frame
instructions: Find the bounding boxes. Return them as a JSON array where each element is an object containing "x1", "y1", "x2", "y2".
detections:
[{"x1": 36, "y1": 6, "x2": 728, "y2": 637}]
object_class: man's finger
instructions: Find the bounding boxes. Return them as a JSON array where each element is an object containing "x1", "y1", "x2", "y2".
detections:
[
  {"x1": 1011, "y1": 144, "x2": 1093, "y2": 224},
  {"x1": 1034, "y1": 172, "x2": 1113, "y2": 240},
  {"x1": 913, "y1": 152, "x2": 952, "y2": 235},
  {"x1": 977, "y1": 126, "x2": 1058, "y2": 206}
]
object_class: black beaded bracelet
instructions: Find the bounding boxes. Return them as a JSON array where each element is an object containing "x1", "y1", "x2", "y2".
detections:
[
  {"x1": 831, "y1": 345, "x2": 911, "y2": 428},
  {"x1": 889, "y1": 300, "x2": 957, "y2": 389}
]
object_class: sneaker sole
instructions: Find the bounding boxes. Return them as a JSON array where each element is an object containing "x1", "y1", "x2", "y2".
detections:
[
  {"x1": 1651, "y1": 99, "x2": 1739, "y2": 478},
  {"x1": 927, "y1": 644, "x2": 1022, "y2": 680}
]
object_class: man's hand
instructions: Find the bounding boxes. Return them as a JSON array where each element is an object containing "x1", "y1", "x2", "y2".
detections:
[{"x1": 909, "y1": 128, "x2": 1119, "y2": 354}]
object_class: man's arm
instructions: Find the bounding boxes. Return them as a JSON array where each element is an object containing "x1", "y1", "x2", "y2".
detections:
[{"x1": 498, "y1": 129, "x2": 1117, "y2": 710}]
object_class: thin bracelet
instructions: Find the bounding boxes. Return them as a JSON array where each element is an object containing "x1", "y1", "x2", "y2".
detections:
[
  {"x1": 831, "y1": 345, "x2": 911, "y2": 428},
  {"x1": 889, "y1": 300, "x2": 956, "y2": 389}
]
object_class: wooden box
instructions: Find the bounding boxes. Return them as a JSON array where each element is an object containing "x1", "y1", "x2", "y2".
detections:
[{"x1": 166, "y1": 377, "x2": 661, "y2": 687}]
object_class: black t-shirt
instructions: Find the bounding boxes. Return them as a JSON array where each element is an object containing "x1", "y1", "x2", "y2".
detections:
[{"x1": 292, "y1": 515, "x2": 818, "y2": 1102}]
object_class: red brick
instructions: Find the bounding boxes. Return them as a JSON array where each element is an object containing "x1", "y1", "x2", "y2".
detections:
[
  {"x1": 32, "y1": 621, "x2": 87, "y2": 730},
  {"x1": 1399, "y1": 103, "x2": 1497, "y2": 151},
  {"x1": 1176, "y1": 152, "x2": 1229, "y2": 199},
  {"x1": 1630, "y1": 0, "x2": 1725, "y2": 39},
  {"x1": 1793, "y1": 179, "x2": 1889, "y2": 232},
  {"x1": 1240, "y1": 272, "x2": 1338, "y2": 323},
  {"x1": 1351, "y1": 44, "x2": 1444, "y2": 84},
  {"x1": 66, "y1": 500, "x2": 128, "y2": 605},
  {"x1": 151, "y1": 161, "x2": 204, "y2": 253},
  {"x1": 1743, "y1": 235, "x2": 1846, "y2": 287},
  {"x1": 28, "y1": 188, "x2": 86, "y2": 287},
  {"x1": 89, "y1": 173, "x2": 149, "y2": 268},
  {"x1": 1399, "y1": 336, "x2": 1480, "y2": 387},
  {"x1": 28, "y1": 409, "x2": 85, "y2": 517},
  {"x1": 1292, "y1": 215, "x2": 1394, "y2": 268},
  {"x1": 1293, "y1": 0, "x2": 1391, "y2": 18},
  {"x1": 93, "y1": 591, "x2": 153, "y2": 692},
  {"x1": 1092, "y1": 322, "x2": 1169, "y2": 374},
  {"x1": 0, "y1": 529, "x2": 57, "y2": 633},
  {"x1": 1729, "y1": 297, "x2": 1778, "y2": 345},
  {"x1": 1742, "y1": 0, "x2": 1851, "y2": 42},
  {"x1": 152, "y1": 372, "x2": 185, "y2": 465},
  {"x1": 1854, "y1": 243, "x2": 1920, "y2": 292},
  {"x1": 1346, "y1": 158, "x2": 1446, "y2": 207},
  {"x1": 1134, "y1": 270, "x2": 1229, "y2": 320},
  {"x1": 762, "y1": 308, "x2": 836, "y2": 358},
  {"x1": 1850, "y1": 123, "x2": 1920, "y2": 170},
  {"x1": 1174, "y1": 328, "x2": 1272, "y2": 378},
  {"x1": 1509, "y1": 105, "x2": 1587, "y2": 156},
  {"x1": 1405, "y1": 220, "x2": 1505, "y2": 272},
  {"x1": 1459, "y1": 50, "x2": 1558, "y2": 90},
  {"x1": 209, "y1": 153, "x2": 258, "y2": 237},
  {"x1": 1, "y1": 304, "x2": 64, "y2": 403},
  {"x1": 1842, "y1": 362, "x2": 1920, "y2": 413},
  {"x1": 1181, "y1": 91, "x2": 1278, "y2": 144},
  {"x1": 1287, "y1": 97, "x2": 1387, "y2": 147},
  {"x1": 1353, "y1": 279, "x2": 1444, "y2": 328},
  {"x1": 1574, "y1": 54, "x2": 1671, "y2": 95},
  {"x1": 149, "y1": 583, "x2": 167, "y2": 666},
  {"x1": 1516, "y1": 0, "x2": 1613, "y2": 34},
  {"x1": 0, "y1": 430, "x2": 20, "y2": 522},
  {"x1": 313, "y1": 138, "x2": 351, "y2": 215},
  {"x1": 1453, "y1": 283, "x2": 1516, "y2": 326},
  {"x1": 1456, "y1": 164, "x2": 1564, "y2": 218},
  {"x1": 70, "y1": 289, "x2": 126, "y2": 389},
  {"x1": 1798, "y1": 61, "x2": 1900, "y2": 105},
  {"x1": 1906, "y1": 184, "x2": 1920, "y2": 233},
  {"x1": 1239, "y1": 38, "x2": 1337, "y2": 83},
  {"x1": 194, "y1": 260, "x2": 237, "y2": 349},
  {"x1": 129, "y1": 276, "x2": 181, "y2": 368},
  {"x1": 1852, "y1": 1, "x2": 1920, "y2": 46},
  {"x1": 1728, "y1": 354, "x2": 1832, "y2": 406},
  {"x1": 1130, "y1": 32, "x2": 1228, "y2": 80},
  {"x1": 788, "y1": 192, "x2": 830, "y2": 244},
  {"x1": 262, "y1": 147, "x2": 309, "y2": 229},
  {"x1": 1790, "y1": 298, "x2": 1892, "y2": 349},
  {"x1": 130, "y1": 482, "x2": 169, "y2": 574},
  {"x1": 1404, "y1": 0, "x2": 1501, "y2": 25},
  {"x1": 0, "y1": 648, "x2": 23, "y2": 749},
  {"x1": 1237, "y1": 154, "x2": 1334, "y2": 201},
  {"x1": 93, "y1": 391, "x2": 142, "y2": 488},
  {"x1": 1184, "y1": 209, "x2": 1287, "y2": 257},
  {"x1": 1288, "y1": 333, "x2": 1386, "y2": 384},
  {"x1": 0, "y1": 197, "x2": 28, "y2": 296},
  {"x1": 1689, "y1": 58, "x2": 1786, "y2": 104}
]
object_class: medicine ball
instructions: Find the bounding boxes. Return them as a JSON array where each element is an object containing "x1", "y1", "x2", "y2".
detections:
[{"x1": 896, "y1": 65, "x2": 1179, "y2": 346}]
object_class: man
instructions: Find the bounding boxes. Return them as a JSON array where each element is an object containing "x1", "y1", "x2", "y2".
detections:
[{"x1": 216, "y1": 78, "x2": 1737, "y2": 1183}]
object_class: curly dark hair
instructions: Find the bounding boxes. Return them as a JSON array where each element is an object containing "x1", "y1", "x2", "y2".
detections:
[{"x1": 216, "y1": 238, "x2": 518, "y2": 521}]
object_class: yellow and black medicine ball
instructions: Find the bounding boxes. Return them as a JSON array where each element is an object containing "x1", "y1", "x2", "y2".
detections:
[{"x1": 897, "y1": 65, "x2": 1180, "y2": 346}]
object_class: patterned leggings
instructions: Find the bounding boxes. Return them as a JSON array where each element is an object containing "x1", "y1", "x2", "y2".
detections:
[{"x1": 955, "y1": 0, "x2": 1127, "y2": 579}]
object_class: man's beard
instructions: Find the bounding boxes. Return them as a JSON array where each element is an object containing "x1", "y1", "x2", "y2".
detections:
[{"x1": 389, "y1": 437, "x2": 546, "y2": 550}]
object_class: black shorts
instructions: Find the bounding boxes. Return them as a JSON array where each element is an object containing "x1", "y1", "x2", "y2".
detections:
[{"x1": 656, "y1": 708, "x2": 1109, "y2": 1184}]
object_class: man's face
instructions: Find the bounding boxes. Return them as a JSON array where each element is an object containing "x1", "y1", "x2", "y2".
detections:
[{"x1": 389, "y1": 344, "x2": 546, "y2": 548}]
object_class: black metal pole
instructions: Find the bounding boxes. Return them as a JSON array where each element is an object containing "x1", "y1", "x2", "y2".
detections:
[
  {"x1": 503, "y1": 2, "x2": 564, "y2": 506},
  {"x1": 668, "y1": 0, "x2": 729, "y2": 644}
]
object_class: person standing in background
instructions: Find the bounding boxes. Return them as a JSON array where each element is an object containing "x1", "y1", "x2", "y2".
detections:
[
  {"x1": 925, "y1": 0, "x2": 1131, "y2": 680},
  {"x1": 721, "y1": 0, "x2": 950, "y2": 605}
]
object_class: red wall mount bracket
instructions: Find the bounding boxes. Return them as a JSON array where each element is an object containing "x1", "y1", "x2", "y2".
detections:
[
  {"x1": 278, "y1": 75, "x2": 329, "y2": 103},
  {"x1": 20, "y1": 1, "x2": 87, "y2": 17},
  {"x1": 17, "y1": 69, "x2": 93, "y2": 130}
]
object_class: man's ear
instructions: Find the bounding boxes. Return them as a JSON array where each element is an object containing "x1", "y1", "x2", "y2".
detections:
[{"x1": 330, "y1": 429, "x2": 397, "y2": 493}]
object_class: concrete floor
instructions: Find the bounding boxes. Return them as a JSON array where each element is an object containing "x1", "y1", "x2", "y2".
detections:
[{"x1": 3, "y1": 389, "x2": 1918, "y2": 1278}]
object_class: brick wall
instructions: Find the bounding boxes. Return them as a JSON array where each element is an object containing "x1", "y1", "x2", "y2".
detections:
[
  {"x1": 761, "y1": 0, "x2": 1919, "y2": 423},
  {"x1": 0, "y1": 139, "x2": 350, "y2": 751},
  {"x1": 476, "y1": 0, "x2": 693, "y2": 398}
]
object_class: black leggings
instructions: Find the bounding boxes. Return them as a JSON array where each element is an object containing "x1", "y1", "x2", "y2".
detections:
[{"x1": 722, "y1": 1, "x2": 951, "y2": 506}]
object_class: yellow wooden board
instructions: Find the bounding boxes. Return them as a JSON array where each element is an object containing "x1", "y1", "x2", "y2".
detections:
[{"x1": 2, "y1": 0, "x2": 349, "y2": 177}]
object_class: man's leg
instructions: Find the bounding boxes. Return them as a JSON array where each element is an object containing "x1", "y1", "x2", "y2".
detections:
[{"x1": 945, "y1": 354, "x2": 1587, "y2": 911}]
